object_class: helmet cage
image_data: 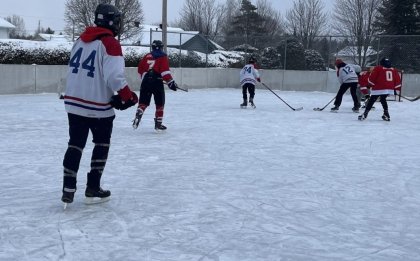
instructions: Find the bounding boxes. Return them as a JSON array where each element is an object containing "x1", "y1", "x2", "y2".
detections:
[
  {"x1": 94, "y1": 4, "x2": 122, "y2": 36},
  {"x1": 152, "y1": 40, "x2": 164, "y2": 50}
]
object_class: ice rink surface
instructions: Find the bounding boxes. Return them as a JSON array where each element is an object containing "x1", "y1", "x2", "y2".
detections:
[{"x1": 1, "y1": 88, "x2": 420, "y2": 261}]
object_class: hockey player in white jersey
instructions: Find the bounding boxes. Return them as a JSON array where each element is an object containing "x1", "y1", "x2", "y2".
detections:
[
  {"x1": 330, "y1": 59, "x2": 361, "y2": 112},
  {"x1": 61, "y1": 3, "x2": 138, "y2": 207},
  {"x1": 239, "y1": 57, "x2": 261, "y2": 108}
]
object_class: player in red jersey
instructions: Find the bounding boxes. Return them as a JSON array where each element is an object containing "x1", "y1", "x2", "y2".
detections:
[
  {"x1": 132, "y1": 40, "x2": 178, "y2": 131},
  {"x1": 358, "y1": 67, "x2": 373, "y2": 108},
  {"x1": 358, "y1": 58, "x2": 402, "y2": 121}
]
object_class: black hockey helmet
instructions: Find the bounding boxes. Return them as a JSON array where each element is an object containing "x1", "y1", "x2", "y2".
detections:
[
  {"x1": 380, "y1": 57, "x2": 392, "y2": 68},
  {"x1": 94, "y1": 3, "x2": 122, "y2": 36},
  {"x1": 152, "y1": 40, "x2": 164, "y2": 50}
]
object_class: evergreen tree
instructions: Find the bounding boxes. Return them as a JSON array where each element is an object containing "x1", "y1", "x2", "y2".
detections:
[
  {"x1": 376, "y1": 0, "x2": 420, "y2": 34},
  {"x1": 375, "y1": 0, "x2": 420, "y2": 72},
  {"x1": 259, "y1": 46, "x2": 282, "y2": 69},
  {"x1": 304, "y1": 49, "x2": 325, "y2": 71},
  {"x1": 44, "y1": 27, "x2": 55, "y2": 34},
  {"x1": 277, "y1": 37, "x2": 306, "y2": 70},
  {"x1": 226, "y1": 0, "x2": 269, "y2": 50}
]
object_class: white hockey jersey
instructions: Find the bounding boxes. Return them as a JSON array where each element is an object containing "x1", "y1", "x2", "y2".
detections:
[
  {"x1": 240, "y1": 64, "x2": 260, "y2": 87},
  {"x1": 64, "y1": 27, "x2": 128, "y2": 118},
  {"x1": 337, "y1": 64, "x2": 359, "y2": 85}
]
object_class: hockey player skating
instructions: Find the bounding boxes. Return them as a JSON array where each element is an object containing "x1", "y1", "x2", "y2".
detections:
[
  {"x1": 358, "y1": 58, "x2": 402, "y2": 121},
  {"x1": 132, "y1": 40, "x2": 178, "y2": 131},
  {"x1": 330, "y1": 59, "x2": 361, "y2": 113},
  {"x1": 240, "y1": 57, "x2": 261, "y2": 109},
  {"x1": 61, "y1": 3, "x2": 138, "y2": 208},
  {"x1": 358, "y1": 67, "x2": 375, "y2": 109}
]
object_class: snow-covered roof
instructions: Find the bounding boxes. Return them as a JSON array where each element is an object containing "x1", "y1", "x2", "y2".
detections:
[
  {"x1": 123, "y1": 24, "x2": 199, "y2": 46},
  {"x1": 336, "y1": 46, "x2": 377, "y2": 57},
  {"x1": 0, "y1": 18, "x2": 15, "y2": 29},
  {"x1": 38, "y1": 33, "x2": 71, "y2": 42}
]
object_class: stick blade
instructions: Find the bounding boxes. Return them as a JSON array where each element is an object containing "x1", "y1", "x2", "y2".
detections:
[
  {"x1": 313, "y1": 108, "x2": 323, "y2": 111},
  {"x1": 294, "y1": 107, "x2": 303, "y2": 111}
]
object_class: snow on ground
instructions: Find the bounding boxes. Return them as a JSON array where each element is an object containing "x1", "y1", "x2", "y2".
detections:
[{"x1": 1, "y1": 88, "x2": 420, "y2": 261}]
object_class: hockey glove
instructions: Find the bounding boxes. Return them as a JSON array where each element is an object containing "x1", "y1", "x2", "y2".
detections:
[
  {"x1": 110, "y1": 91, "x2": 138, "y2": 110},
  {"x1": 168, "y1": 80, "x2": 178, "y2": 91}
]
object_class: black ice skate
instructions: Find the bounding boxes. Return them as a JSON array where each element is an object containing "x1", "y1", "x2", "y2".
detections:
[
  {"x1": 132, "y1": 108, "x2": 143, "y2": 129},
  {"x1": 382, "y1": 110, "x2": 390, "y2": 121},
  {"x1": 240, "y1": 100, "x2": 247, "y2": 109},
  {"x1": 84, "y1": 187, "x2": 111, "y2": 205},
  {"x1": 330, "y1": 106, "x2": 339, "y2": 112},
  {"x1": 154, "y1": 118, "x2": 167, "y2": 132},
  {"x1": 358, "y1": 113, "x2": 367, "y2": 121},
  {"x1": 61, "y1": 190, "x2": 75, "y2": 203},
  {"x1": 62, "y1": 188, "x2": 76, "y2": 209},
  {"x1": 249, "y1": 98, "x2": 256, "y2": 109},
  {"x1": 352, "y1": 104, "x2": 361, "y2": 113}
]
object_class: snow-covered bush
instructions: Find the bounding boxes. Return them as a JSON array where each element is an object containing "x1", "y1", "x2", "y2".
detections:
[
  {"x1": 277, "y1": 38, "x2": 306, "y2": 70},
  {"x1": 304, "y1": 49, "x2": 325, "y2": 71},
  {"x1": 0, "y1": 41, "x2": 70, "y2": 65},
  {"x1": 259, "y1": 47, "x2": 282, "y2": 69}
]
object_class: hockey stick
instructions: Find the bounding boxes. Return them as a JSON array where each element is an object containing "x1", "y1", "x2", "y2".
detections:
[
  {"x1": 261, "y1": 82, "x2": 303, "y2": 111},
  {"x1": 176, "y1": 86, "x2": 188, "y2": 92},
  {"x1": 313, "y1": 96, "x2": 336, "y2": 111},
  {"x1": 164, "y1": 81, "x2": 188, "y2": 92}
]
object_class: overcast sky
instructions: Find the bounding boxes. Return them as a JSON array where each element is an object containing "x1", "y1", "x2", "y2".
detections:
[{"x1": 0, "y1": 0, "x2": 332, "y2": 34}]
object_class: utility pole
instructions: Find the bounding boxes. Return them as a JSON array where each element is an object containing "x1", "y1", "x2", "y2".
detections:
[
  {"x1": 72, "y1": 19, "x2": 75, "y2": 42},
  {"x1": 115, "y1": 0, "x2": 121, "y2": 41},
  {"x1": 162, "y1": 0, "x2": 168, "y2": 53}
]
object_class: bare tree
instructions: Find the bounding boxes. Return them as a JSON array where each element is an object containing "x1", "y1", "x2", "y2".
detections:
[
  {"x1": 64, "y1": 0, "x2": 144, "y2": 41},
  {"x1": 285, "y1": 0, "x2": 328, "y2": 49},
  {"x1": 332, "y1": 0, "x2": 381, "y2": 66},
  {"x1": 5, "y1": 15, "x2": 26, "y2": 38},
  {"x1": 256, "y1": 0, "x2": 285, "y2": 36},
  {"x1": 176, "y1": 0, "x2": 225, "y2": 39}
]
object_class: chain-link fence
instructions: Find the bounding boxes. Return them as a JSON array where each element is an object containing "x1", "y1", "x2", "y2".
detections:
[{"x1": 144, "y1": 30, "x2": 420, "y2": 73}]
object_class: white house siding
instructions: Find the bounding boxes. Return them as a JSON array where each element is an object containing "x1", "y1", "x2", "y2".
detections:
[
  {"x1": 0, "y1": 29, "x2": 9, "y2": 39},
  {"x1": 0, "y1": 18, "x2": 15, "y2": 39}
]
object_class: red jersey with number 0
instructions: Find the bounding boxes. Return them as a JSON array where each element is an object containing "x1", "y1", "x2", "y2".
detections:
[{"x1": 368, "y1": 66, "x2": 401, "y2": 95}]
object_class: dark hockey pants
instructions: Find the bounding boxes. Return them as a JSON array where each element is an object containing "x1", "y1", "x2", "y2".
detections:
[
  {"x1": 334, "y1": 82, "x2": 359, "y2": 107},
  {"x1": 362, "y1": 94, "x2": 389, "y2": 116},
  {"x1": 62, "y1": 113, "x2": 114, "y2": 191},
  {"x1": 138, "y1": 80, "x2": 165, "y2": 119},
  {"x1": 242, "y1": 83, "x2": 255, "y2": 101}
]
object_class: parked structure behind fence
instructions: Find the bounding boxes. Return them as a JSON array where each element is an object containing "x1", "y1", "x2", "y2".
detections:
[{"x1": 142, "y1": 30, "x2": 420, "y2": 73}]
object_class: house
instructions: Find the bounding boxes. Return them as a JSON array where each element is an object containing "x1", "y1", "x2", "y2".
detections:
[
  {"x1": 180, "y1": 34, "x2": 224, "y2": 54},
  {"x1": 334, "y1": 46, "x2": 378, "y2": 67},
  {"x1": 0, "y1": 18, "x2": 15, "y2": 39},
  {"x1": 37, "y1": 33, "x2": 71, "y2": 42},
  {"x1": 124, "y1": 24, "x2": 225, "y2": 54}
]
